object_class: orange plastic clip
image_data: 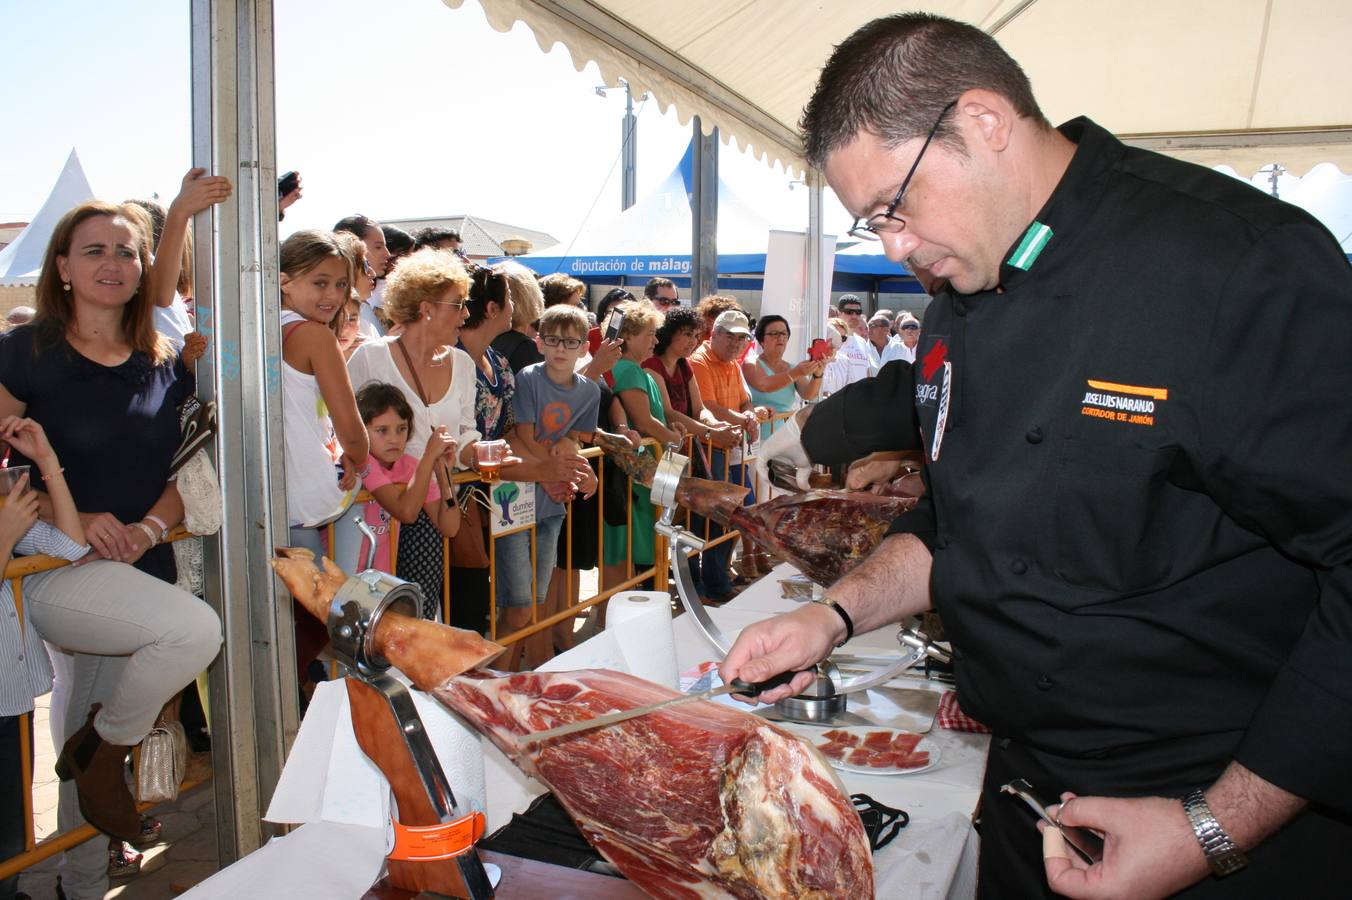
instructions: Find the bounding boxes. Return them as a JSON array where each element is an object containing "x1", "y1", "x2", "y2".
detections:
[{"x1": 388, "y1": 810, "x2": 486, "y2": 862}]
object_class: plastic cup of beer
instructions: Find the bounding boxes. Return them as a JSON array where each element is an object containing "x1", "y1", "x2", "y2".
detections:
[
  {"x1": 475, "y1": 440, "x2": 508, "y2": 483},
  {"x1": 0, "y1": 465, "x2": 30, "y2": 498}
]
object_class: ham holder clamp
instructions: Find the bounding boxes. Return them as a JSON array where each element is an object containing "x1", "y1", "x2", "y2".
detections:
[
  {"x1": 652, "y1": 450, "x2": 952, "y2": 729},
  {"x1": 299, "y1": 520, "x2": 495, "y2": 900}
]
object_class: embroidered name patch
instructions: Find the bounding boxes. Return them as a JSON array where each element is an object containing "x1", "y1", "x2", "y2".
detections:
[{"x1": 1079, "y1": 379, "x2": 1168, "y2": 427}]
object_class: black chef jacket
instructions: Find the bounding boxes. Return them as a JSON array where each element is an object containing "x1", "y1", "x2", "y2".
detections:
[{"x1": 805, "y1": 118, "x2": 1352, "y2": 818}]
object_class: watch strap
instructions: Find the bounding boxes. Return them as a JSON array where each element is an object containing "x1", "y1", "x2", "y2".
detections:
[
  {"x1": 1181, "y1": 789, "x2": 1247, "y2": 877},
  {"x1": 814, "y1": 598, "x2": 854, "y2": 647}
]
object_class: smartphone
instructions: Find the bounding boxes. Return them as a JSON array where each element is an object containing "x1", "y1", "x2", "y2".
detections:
[
  {"x1": 603, "y1": 309, "x2": 625, "y2": 341},
  {"x1": 808, "y1": 338, "x2": 831, "y2": 361},
  {"x1": 278, "y1": 170, "x2": 299, "y2": 197}
]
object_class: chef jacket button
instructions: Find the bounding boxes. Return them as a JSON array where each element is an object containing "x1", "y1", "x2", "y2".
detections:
[
  {"x1": 953, "y1": 299, "x2": 968, "y2": 317},
  {"x1": 1025, "y1": 427, "x2": 1043, "y2": 444},
  {"x1": 1036, "y1": 674, "x2": 1054, "y2": 691},
  {"x1": 1010, "y1": 558, "x2": 1028, "y2": 575}
]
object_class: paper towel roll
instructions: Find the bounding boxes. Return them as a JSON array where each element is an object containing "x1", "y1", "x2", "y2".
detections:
[{"x1": 606, "y1": 590, "x2": 679, "y2": 689}]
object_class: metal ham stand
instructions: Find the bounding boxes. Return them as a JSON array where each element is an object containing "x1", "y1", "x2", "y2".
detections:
[
  {"x1": 651, "y1": 450, "x2": 951, "y2": 729},
  {"x1": 329, "y1": 521, "x2": 494, "y2": 900}
]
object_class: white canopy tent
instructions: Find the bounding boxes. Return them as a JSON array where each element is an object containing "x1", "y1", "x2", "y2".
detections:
[
  {"x1": 0, "y1": 149, "x2": 94, "y2": 286},
  {"x1": 445, "y1": 0, "x2": 1352, "y2": 176}
]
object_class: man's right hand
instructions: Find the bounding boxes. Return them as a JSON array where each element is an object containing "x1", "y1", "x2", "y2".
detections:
[{"x1": 718, "y1": 603, "x2": 844, "y2": 704}]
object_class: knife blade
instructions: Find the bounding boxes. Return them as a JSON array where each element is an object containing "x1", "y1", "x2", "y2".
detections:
[{"x1": 516, "y1": 670, "x2": 802, "y2": 747}]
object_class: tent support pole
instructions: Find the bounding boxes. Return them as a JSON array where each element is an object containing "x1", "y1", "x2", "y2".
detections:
[
  {"x1": 690, "y1": 118, "x2": 719, "y2": 302},
  {"x1": 192, "y1": 0, "x2": 296, "y2": 866},
  {"x1": 806, "y1": 169, "x2": 825, "y2": 340}
]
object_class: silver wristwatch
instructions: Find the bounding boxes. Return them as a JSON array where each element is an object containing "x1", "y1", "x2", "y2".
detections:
[{"x1": 1181, "y1": 790, "x2": 1247, "y2": 877}]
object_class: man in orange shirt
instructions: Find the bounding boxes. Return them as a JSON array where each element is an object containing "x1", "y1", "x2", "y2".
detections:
[{"x1": 689, "y1": 310, "x2": 770, "y2": 599}]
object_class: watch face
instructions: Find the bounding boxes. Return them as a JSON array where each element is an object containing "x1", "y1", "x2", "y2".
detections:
[{"x1": 1211, "y1": 851, "x2": 1247, "y2": 877}]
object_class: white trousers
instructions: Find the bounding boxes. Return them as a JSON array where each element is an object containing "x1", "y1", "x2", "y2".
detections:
[{"x1": 25, "y1": 560, "x2": 222, "y2": 900}]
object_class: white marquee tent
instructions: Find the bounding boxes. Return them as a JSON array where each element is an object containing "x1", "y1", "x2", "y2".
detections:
[
  {"x1": 0, "y1": 149, "x2": 94, "y2": 286},
  {"x1": 445, "y1": 0, "x2": 1352, "y2": 177}
]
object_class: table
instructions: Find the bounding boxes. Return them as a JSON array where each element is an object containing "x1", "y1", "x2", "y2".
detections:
[{"x1": 185, "y1": 563, "x2": 986, "y2": 899}]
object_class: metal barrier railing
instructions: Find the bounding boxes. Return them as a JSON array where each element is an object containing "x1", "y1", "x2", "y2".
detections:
[{"x1": 0, "y1": 527, "x2": 203, "y2": 883}]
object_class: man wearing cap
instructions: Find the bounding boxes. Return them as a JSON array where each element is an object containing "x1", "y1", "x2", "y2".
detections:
[
  {"x1": 723, "y1": 11, "x2": 1352, "y2": 899},
  {"x1": 834, "y1": 295, "x2": 873, "y2": 383},
  {"x1": 688, "y1": 310, "x2": 771, "y2": 600}
]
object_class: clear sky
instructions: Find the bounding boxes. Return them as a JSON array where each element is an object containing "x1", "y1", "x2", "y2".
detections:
[{"x1": 0, "y1": 0, "x2": 851, "y2": 246}]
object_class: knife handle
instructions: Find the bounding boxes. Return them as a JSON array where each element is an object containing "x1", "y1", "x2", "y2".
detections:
[{"x1": 729, "y1": 670, "x2": 807, "y2": 698}]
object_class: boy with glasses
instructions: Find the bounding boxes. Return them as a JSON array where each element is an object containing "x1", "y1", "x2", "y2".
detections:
[{"x1": 508, "y1": 305, "x2": 601, "y2": 667}]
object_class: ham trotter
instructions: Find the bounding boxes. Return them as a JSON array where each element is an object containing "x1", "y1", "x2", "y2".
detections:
[
  {"x1": 436, "y1": 669, "x2": 875, "y2": 900},
  {"x1": 270, "y1": 547, "x2": 506, "y2": 690}
]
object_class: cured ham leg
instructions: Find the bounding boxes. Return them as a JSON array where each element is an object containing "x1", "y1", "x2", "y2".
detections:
[
  {"x1": 674, "y1": 477, "x2": 919, "y2": 586},
  {"x1": 270, "y1": 547, "x2": 505, "y2": 688},
  {"x1": 436, "y1": 669, "x2": 874, "y2": 900}
]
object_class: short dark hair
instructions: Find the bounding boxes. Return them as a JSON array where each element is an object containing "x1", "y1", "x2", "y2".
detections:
[
  {"x1": 412, "y1": 226, "x2": 462, "y2": 250},
  {"x1": 597, "y1": 288, "x2": 636, "y2": 323},
  {"x1": 382, "y1": 225, "x2": 415, "y2": 258},
  {"x1": 463, "y1": 265, "x2": 510, "y2": 331},
  {"x1": 754, "y1": 314, "x2": 790, "y2": 344},
  {"x1": 653, "y1": 305, "x2": 700, "y2": 356},
  {"x1": 356, "y1": 381, "x2": 414, "y2": 427},
  {"x1": 800, "y1": 13, "x2": 1048, "y2": 169},
  {"x1": 334, "y1": 214, "x2": 380, "y2": 239},
  {"x1": 837, "y1": 294, "x2": 863, "y2": 312},
  {"x1": 643, "y1": 277, "x2": 676, "y2": 300}
]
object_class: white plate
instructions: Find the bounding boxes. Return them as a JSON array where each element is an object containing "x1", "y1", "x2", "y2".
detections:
[{"x1": 813, "y1": 726, "x2": 939, "y2": 776}]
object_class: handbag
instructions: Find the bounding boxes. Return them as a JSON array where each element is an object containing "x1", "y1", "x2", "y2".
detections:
[
  {"x1": 395, "y1": 340, "x2": 491, "y2": 570},
  {"x1": 137, "y1": 719, "x2": 189, "y2": 804},
  {"x1": 450, "y1": 483, "x2": 491, "y2": 570},
  {"x1": 171, "y1": 397, "x2": 217, "y2": 476}
]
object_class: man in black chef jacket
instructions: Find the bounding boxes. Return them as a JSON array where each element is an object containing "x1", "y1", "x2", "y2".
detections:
[{"x1": 722, "y1": 12, "x2": 1352, "y2": 899}]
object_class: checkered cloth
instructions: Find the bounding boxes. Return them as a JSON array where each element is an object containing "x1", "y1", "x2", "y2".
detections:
[{"x1": 936, "y1": 690, "x2": 992, "y2": 733}]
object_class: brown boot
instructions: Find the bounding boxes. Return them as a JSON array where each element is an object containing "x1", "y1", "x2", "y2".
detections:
[{"x1": 55, "y1": 704, "x2": 141, "y2": 841}]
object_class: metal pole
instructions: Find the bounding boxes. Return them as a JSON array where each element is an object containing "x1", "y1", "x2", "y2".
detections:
[
  {"x1": 621, "y1": 81, "x2": 637, "y2": 210},
  {"x1": 806, "y1": 168, "x2": 826, "y2": 341},
  {"x1": 689, "y1": 117, "x2": 719, "y2": 303},
  {"x1": 191, "y1": 0, "x2": 294, "y2": 865}
]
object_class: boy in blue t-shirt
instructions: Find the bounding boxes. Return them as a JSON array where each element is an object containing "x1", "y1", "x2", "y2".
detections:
[{"x1": 511, "y1": 305, "x2": 602, "y2": 619}]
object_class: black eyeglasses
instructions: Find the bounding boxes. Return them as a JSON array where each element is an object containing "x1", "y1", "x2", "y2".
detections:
[
  {"x1": 848, "y1": 99, "x2": 959, "y2": 241},
  {"x1": 540, "y1": 335, "x2": 583, "y2": 349}
]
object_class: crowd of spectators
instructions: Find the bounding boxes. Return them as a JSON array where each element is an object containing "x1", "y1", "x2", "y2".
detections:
[{"x1": 0, "y1": 168, "x2": 925, "y2": 899}]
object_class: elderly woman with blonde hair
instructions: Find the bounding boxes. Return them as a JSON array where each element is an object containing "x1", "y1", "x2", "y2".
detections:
[{"x1": 346, "y1": 249, "x2": 482, "y2": 620}]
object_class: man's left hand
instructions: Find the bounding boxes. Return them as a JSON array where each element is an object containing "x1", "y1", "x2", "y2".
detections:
[{"x1": 1041, "y1": 793, "x2": 1209, "y2": 900}]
